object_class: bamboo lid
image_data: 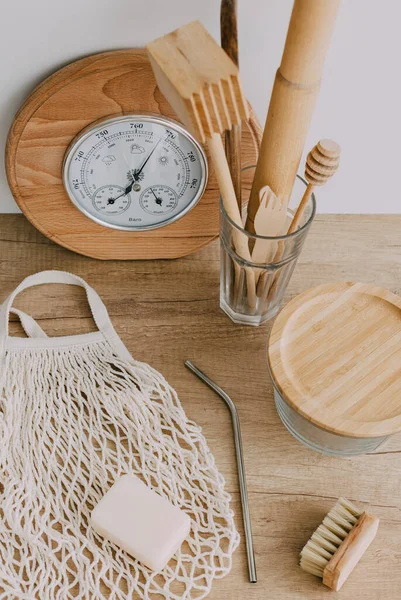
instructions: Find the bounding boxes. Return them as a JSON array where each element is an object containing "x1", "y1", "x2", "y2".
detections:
[{"x1": 268, "y1": 282, "x2": 401, "y2": 438}]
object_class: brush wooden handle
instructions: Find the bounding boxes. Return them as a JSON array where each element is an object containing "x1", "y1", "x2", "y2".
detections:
[
  {"x1": 245, "y1": 0, "x2": 340, "y2": 232},
  {"x1": 323, "y1": 513, "x2": 380, "y2": 592},
  {"x1": 221, "y1": 0, "x2": 242, "y2": 211}
]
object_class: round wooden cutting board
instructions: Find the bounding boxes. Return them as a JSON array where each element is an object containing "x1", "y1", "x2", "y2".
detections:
[
  {"x1": 268, "y1": 282, "x2": 401, "y2": 438},
  {"x1": 6, "y1": 49, "x2": 261, "y2": 260}
]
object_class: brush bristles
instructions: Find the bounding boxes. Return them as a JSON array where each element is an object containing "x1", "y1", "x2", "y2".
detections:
[{"x1": 300, "y1": 498, "x2": 362, "y2": 578}]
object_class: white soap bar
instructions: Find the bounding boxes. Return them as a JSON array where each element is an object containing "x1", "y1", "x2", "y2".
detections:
[{"x1": 91, "y1": 474, "x2": 191, "y2": 572}]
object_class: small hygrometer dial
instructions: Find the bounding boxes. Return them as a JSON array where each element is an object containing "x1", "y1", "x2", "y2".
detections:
[
  {"x1": 140, "y1": 185, "x2": 178, "y2": 215},
  {"x1": 63, "y1": 114, "x2": 208, "y2": 231}
]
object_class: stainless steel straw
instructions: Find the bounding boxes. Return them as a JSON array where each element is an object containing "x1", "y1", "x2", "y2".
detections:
[{"x1": 185, "y1": 361, "x2": 257, "y2": 584}]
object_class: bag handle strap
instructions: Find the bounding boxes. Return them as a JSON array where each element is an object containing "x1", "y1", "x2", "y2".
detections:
[
  {"x1": 10, "y1": 309, "x2": 48, "y2": 338},
  {"x1": 0, "y1": 271, "x2": 116, "y2": 355}
]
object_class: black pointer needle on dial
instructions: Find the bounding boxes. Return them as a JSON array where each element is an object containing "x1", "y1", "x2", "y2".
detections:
[
  {"x1": 111, "y1": 180, "x2": 135, "y2": 202},
  {"x1": 133, "y1": 139, "x2": 161, "y2": 181},
  {"x1": 108, "y1": 140, "x2": 162, "y2": 202},
  {"x1": 150, "y1": 187, "x2": 162, "y2": 205}
]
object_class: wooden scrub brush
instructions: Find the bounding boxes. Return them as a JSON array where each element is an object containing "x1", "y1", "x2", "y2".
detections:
[{"x1": 300, "y1": 497, "x2": 379, "y2": 591}]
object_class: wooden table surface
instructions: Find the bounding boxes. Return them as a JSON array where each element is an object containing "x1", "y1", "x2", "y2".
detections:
[{"x1": 1, "y1": 214, "x2": 401, "y2": 600}]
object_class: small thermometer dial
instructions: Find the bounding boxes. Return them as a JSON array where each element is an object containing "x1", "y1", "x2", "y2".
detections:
[
  {"x1": 63, "y1": 114, "x2": 208, "y2": 231},
  {"x1": 140, "y1": 185, "x2": 178, "y2": 215}
]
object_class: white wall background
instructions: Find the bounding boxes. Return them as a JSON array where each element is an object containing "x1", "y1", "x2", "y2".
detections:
[{"x1": 0, "y1": 0, "x2": 399, "y2": 213}]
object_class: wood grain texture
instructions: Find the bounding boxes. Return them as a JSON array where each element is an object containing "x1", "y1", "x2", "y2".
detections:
[
  {"x1": 323, "y1": 512, "x2": 380, "y2": 591},
  {"x1": 252, "y1": 186, "x2": 286, "y2": 267},
  {"x1": 1, "y1": 214, "x2": 401, "y2": 599},
  {"x1": 224, "y1": 123, "x2": 242, "y2": 210},
  {"x1": 268, "y1": 282, "x2": 401, "y2": 437},
  {"x1": 147, "y1": 23, "x2": 256, "y2": 303},
  {"x1": 6, "y1": 49, "x2": 261, "y2": 260},
  {"x1": 221, "y1": 0, "x2": 242, "y2": 211},
  {"x1": 220, "y1": 0, "x2": 239, "y2": 66},
  {"x1": 146, "y1": 23, "x2": 247, "y2": 234},
  {"x1": 246, "y1": 0, "x2": 340, "y2": 232},
  {"x1": 146, "y1": 21, "x2": 249, "y2": 143}
]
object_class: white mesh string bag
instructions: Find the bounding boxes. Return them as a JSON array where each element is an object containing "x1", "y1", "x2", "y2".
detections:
[{"x1": 0, "y1": 271, "x2": 239, "y2": 599}]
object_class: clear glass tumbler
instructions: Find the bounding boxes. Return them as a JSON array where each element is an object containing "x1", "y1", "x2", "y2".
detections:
[{"x1": 220, "y1": 168, "x2": 316, "y2": 326}]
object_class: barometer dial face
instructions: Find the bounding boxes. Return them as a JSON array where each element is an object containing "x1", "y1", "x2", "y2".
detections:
[{"x1": 63, "y1": 114, "x2": 208, "y2": 231}]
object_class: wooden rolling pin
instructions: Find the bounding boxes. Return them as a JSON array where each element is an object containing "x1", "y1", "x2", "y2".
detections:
[
  {"x1": 221, "y1": 0, "x2": 242, "y2": 211},
  {"x1": 245, "y1": 0, "x2": 341, "y2": 233}
]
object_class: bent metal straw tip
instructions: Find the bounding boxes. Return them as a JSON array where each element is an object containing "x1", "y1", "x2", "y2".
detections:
[{"x1": 185, "y1": 360, "x2": 257, "y2": 584}]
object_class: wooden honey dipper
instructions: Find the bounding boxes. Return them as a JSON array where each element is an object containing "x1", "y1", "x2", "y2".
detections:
[
  {"x1": 288, "y1": 139, "x2": 341, "y2": 234},
  {"x1": 259, "y1": 139, "x2": 341, "y2": 302}
]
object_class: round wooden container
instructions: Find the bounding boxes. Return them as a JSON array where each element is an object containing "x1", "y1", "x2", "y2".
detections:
[{"x1": 267, "y1": 282, "x2": 401, "y2": 456}]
